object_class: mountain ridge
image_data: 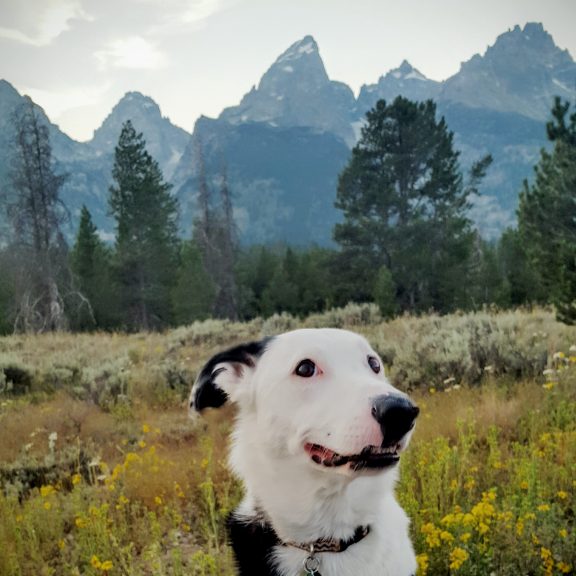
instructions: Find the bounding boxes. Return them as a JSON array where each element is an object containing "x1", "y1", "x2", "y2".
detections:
[{"x1": 1, "y1": 21, "x2": 575, "y2": 244}]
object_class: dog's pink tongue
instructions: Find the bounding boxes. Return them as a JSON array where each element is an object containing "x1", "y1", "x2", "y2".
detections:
[{"x1": 305, "y1": 443, "x2": 336, "y2": 463}]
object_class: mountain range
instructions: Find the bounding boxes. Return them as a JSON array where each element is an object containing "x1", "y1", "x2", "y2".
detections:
[{"x1": 0, "y1": 22, "x2": 574, "y2": 244}]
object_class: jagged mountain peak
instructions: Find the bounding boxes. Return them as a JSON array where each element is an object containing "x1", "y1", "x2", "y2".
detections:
[
  {"x1": 356, "y1": 60, "x2": 440, "y2": 118},
  {"x1": 478, "y1": 21, "x2": 571, "y2": 66},
  {"x1": 219, "y1": 35, "x2": 355, "y2": 145},
  {"x1": 443, "y1": 21, "x2": 576, "y2": 121},
  {"x1": 105, "y1": 91, "x2": 163, "y2": 121},
  {"x1": 260, "y1": 34, "x2": 327, "y2": 86},
  {"x1": 387, "y1": 60, "x2": 429, "y2": 81},
  {"x1": 90, "y1": 91, "x2": 189, "y2": 179},
  {"x1": 275, "y1": 35, "x2": 319, "y2": 64}
]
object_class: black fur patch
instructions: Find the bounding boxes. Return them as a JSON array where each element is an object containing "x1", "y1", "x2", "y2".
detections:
[
  {"x1": 192, "y1": 339, "x2": 272, "y2": 412},
  {"x1": 227, "y1": 512, "x2": 281, "y2": 576}
]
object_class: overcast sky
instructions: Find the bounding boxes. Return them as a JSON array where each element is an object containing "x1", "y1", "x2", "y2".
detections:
[{"x1": 1, "y1": 0, "x2": 574, "y2": 142}]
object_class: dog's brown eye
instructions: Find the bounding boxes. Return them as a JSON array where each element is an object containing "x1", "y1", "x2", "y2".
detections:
[
  {"x1": 368, "y1": 356, "x2": 381, "y2": 374},
  {"x1": 295, "y1": 359, "x2": 317, "y2": 378}
]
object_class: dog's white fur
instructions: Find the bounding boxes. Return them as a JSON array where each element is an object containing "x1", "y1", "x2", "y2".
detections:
[{"x1": 192, "y1": 328, "x2": 417, "y2": 576}]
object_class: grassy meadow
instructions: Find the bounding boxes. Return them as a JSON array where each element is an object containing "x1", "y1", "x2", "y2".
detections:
[{"x1": 0, "y1": 305, "x2": 575, "y2": 575}]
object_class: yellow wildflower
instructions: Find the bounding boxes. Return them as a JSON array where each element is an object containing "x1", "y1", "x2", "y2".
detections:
[
  {"x1": 72, "y1": 474, "x2": 82, "y2": 486},
  {"x1": 557, "y1": 490, "x2": 568, "y2": 500},
  {"x1": 91, "y1": 556, "x2": 102, "y2": 569},
  {"x1": 440, "y1": 530, "x2": 454, "y2": 543},
  {"x1": 537, "y1": 504, "x2": 550, "y2": 512},
  {"x1": 449, "y1": 547, "x2": 469, "y2": 571},
  {"x1": 100, "y1": 560, "x2": 113, "y2": 571},
  {"x1": 142, "y1": 423, "x2": 150, "y2": 433},
  {"x1": 477, "y1": 522, "x2": 489, "y2": 535},
  {"x1": 416, "y1": 553, "x2": 429, "y2": 575},
  {"x1": 421, "y1": 523, "x2": 441, "y2": 549},
  {"x1": 559, "y1": 528, "x2": 567, "y2": 538},
  {"x1": 40, "y1": 485, "x2": 56, "y2": 498}
]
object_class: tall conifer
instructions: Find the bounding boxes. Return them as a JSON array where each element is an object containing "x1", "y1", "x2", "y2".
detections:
[{"x1": 109, "y1": 120, "x2": 179, "y2": 331}]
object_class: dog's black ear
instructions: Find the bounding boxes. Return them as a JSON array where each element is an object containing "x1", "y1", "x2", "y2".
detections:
[{"x1": 189, "y1": 338, "x2": 271, "y2": 413}]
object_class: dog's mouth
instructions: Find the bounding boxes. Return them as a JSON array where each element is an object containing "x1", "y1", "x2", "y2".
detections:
[{"x1": 304, "y1": 442, "x2": 401, "y2": 471}]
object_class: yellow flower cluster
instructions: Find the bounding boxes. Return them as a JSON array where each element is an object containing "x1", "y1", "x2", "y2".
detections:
[
  {"x1": 449, "y1": 547, "x2": 469, "y2": 571},
  {"x1": 90, "y1": 555, "x2": 113, "y2": 572}
]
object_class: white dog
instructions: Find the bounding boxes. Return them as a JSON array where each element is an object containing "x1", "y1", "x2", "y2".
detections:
[{"x1": 189, "y1": 328, "x2": 419, "y2": 576}]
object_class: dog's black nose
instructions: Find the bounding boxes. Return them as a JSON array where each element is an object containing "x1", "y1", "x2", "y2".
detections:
[{"x1": 371, "y1": 395, "x2": 419, "y2": 446}]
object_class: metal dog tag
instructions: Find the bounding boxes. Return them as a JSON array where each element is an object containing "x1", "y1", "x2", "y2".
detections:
[{"x1": 301, "y1": 548, "x2": 321, "y2": 575}]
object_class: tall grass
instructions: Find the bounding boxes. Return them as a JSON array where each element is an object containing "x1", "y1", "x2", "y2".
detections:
[{"x1": 0, "y1": 307, "x2": 575, "y2": 575}]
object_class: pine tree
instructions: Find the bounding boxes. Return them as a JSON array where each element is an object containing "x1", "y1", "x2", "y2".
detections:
[
  {"x1": 109, "y1": 120, "x2": 179, "y2": 331},
  {"x1": 261, "y1": 248, "x2": 300, "y2": 316},
  {"x1": 334, "y1": 97, "x2": 491, "y2": 313},
  {"x1": 172, "y1": 240, "x2": 215, "y2": 324},
  {"x1": 497, "y1": 228, "x2": 543, "y2": 307},
  {"x1": 70, "y1": 206, "x2": 116, "y2": 329},
  {"x1": 518, "y1": 97, "x2": 576, "y2": 324}
]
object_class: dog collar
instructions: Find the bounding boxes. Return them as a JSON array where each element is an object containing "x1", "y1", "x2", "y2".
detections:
[
  {"x1": 253, "y1": 507, "x2": 371, "y2": 553},
  {"x1": 283, "y1": 524, "x2": 371, "y2": 553}
]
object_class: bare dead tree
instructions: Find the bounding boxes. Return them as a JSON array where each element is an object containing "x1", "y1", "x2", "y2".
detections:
[
  {"x1": 4, "y1": 98, "x2": 70, "y2": 332},
  {"x1": 191, "y1": 140, "x2": 239, "y2": 320}
]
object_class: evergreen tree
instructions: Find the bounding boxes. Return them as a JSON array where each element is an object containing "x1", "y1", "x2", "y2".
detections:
[
  {"x1": 497, "y1": 228, "x2": 543, "y2": 307},
  {"x1": 236, "y1": 246, "x2": 279, "y2": 318},
  {"x1": 172, "y1": 240, "x2": 215, "y2": 324},
  {"x1": 467, "y1": 235, "x2": 508, "y2": 309},
  {"x1": 261, "y1": 248, "x2": 300, "y2": 316},
  {"x1": 518, "y1": 97, "x2": 576, "y2": 324},
  {"x1": 334, "y1": 97, "x2": 491, "y2": 314},
  {"x1": 295, "y1": 247, "x2": 334, "y2": 315},
  {"x1": 109, "y1": 120, "x2": 179, "y2": 331},
  {"x1": 372, "y1": 266, "x2": 397, "y2": 318},
  {"x1": 70, "y1": 206, "x2": 116, "y2": 329}
]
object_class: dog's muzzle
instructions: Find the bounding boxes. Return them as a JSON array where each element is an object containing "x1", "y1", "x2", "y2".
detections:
[{"x1": 305, "y1": 396, "x2": 418, "y2": 472}]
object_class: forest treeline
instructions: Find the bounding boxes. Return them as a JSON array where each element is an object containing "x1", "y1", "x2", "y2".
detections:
[{"x1": 0, "y1": 95, "x2": 574, "y2": 334}]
